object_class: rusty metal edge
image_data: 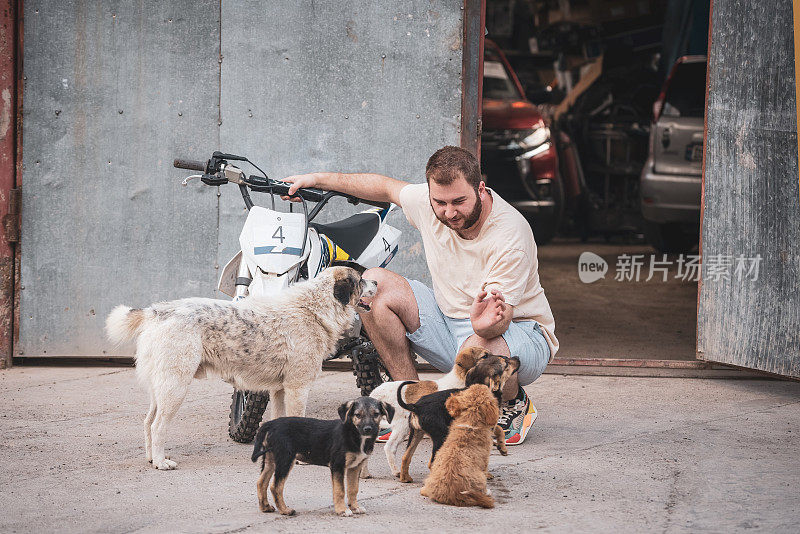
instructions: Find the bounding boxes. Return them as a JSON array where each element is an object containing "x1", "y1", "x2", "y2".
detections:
[
  {"x1": 460, "y1": 0, "x2": 485, "y2": 156},
  {"x1": 13, "y1": 356, "x2": 718, "y2": 369},
  {"x1": 0, "y1": 0, "x2": 19, "y2": 370},
  {"x1": 11, "y1": 0, "x2": 21, "y2": 368},
  {"x1": 11, "y1": 355, "x2": 785, "y2": 380},
  {"x1": 696, "y1": 0, "x2": 713, "y2": 364}
]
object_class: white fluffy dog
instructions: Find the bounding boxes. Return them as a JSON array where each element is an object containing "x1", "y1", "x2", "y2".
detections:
[
  {"x1": 366, "y1": 347, "x2": 487, "y2": 477},
  {"x1": 105, "y1": 266, "x2": 375, "y2": 470}
]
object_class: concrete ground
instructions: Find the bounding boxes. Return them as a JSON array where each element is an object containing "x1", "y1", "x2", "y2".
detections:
[
  {"x1": 539, "y1": 238, "x2": 698, "y2": 361},
  {"x1": 2, "y1": 366, "x2": 799, "y2": 533}
]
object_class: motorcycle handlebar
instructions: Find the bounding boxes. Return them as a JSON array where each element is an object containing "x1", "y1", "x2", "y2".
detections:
[
  {"x1": 246, "y1": 177, "x2": 389, "y2": 209},
  {"x1": 174, "y1": 154, "x2": 390, "y2": 210},
  {"x1": 263, "y1": 179, "x2": 326, "y2": 203},
  {"x1": 173, "y1": 158, "x2": 206, "y2": 172}
]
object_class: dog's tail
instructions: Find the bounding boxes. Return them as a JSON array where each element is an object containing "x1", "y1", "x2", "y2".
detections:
[
  {"x1": 396, "y1": 380, "x2": 419, "y2": 413},
  {"x1": 460, "y1": 490, "x2": 495, "y2": 509},
  {"x1": 105, "y1": 305, "x2": 149, "y2": 344},
  {"x1": 251, "y1": 422, "x2": 270, "y2": 462}
]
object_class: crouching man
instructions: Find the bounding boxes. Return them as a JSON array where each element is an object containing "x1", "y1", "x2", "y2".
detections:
[{"x1": 284, "y1": 146, "x2": 558, "y2": 444}]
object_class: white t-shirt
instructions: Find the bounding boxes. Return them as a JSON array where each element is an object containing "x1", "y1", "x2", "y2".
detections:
[{"x1": 399, "y1": 183, "x2": 559, "y2": 360}]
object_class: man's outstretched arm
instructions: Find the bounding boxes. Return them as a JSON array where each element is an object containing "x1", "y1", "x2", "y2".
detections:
[{"x1": 283, "y1": 172, "x2": 407, "y2": 206}]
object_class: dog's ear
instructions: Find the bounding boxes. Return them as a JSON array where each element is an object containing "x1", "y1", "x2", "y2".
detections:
[
  {"x1": 465, "y1": 366, "x2": 480, "y2": 386},
  {"x1": 380, "y1": 401, "x2": 395, "y2": 423},
  {"x1": 508, "y1": 356, "x2": 521, "y2": 374},
  {"x1": 338, "y1": 400, "x2": 354, "y2": 423},
  {"x1": 333, "y1": 275, "x2": 355, "y2": 307},
  {"x1": 456, "y1": 347, "x2": 486, "y2": 370},
  {"x1": 445, "y1": 393, "x2": 466, "y2": 418}
]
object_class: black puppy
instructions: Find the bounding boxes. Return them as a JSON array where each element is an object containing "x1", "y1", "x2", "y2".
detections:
[
  {"x1": 251, "y1": 396, "x2": 394, "y2": 516},
  {"x1": 396, "y1": 354, "x2": 520, "y2": 482}
]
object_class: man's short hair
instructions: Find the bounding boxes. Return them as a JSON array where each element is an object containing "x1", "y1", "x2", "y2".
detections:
[{"x1": 425, "y1": 146, "x2": 481, "y2": 190}]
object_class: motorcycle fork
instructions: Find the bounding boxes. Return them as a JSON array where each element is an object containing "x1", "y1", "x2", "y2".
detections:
[{"x1": 234, "y1": 256, "x2": 252, "y2": 300}]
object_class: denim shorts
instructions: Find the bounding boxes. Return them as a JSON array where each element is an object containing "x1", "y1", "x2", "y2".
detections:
[{"x1": 405, "y1": 278, "x2": 550, "y2": 386}]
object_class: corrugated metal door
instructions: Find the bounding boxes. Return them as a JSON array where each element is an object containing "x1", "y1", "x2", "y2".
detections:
[
  {"x1": 18, "y1": 1, "x2": 469, "y2": 357},
  {"x1": 698, "y1": 0, "x2": 800, "y2": 378},
  {"x1": 19, "y1": 1, "x2": 221, "y2": 357}
]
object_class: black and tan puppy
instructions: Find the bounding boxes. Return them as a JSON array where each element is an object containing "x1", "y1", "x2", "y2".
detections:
[
  {"x1": 251, "y1": 396, "x2": 394, "y2": 516},
  {"x1": 396, "y1": 354, "x2": 521, "y2": 482}
]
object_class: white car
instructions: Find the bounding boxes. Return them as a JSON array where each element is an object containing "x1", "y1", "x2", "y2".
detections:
[{"x1": 640, "y1": 55, "x2": 707, "y2": 253}]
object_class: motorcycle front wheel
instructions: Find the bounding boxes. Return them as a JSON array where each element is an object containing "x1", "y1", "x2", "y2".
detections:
[
  {"x1": 352, "y1": 339, "x2": 392, "y2": 395},
  {"x1": 228, "y1": 390, "x2": 270, "y2": 443}
]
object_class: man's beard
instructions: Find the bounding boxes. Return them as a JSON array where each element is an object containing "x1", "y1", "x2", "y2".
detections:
[{"x1": 436, "y1": 192, "x2": 482, "y2": 230}]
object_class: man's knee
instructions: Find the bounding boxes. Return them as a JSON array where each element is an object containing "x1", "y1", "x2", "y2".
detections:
[
  {"x1": 364, "y1": 268, "x2": 399, "y2": 299},
  {"x1": 363, "y1": 268, "x2": 411, "y2": 306},
  {"x1": 460, "y1": 334, "x2": 510, "y2": 356},
  {"x1": 359, "y1": 268, "x2": 420, "y2": 332},
  {"x1": 362, "y1": 267, "x2": 391, "y2": 284}
]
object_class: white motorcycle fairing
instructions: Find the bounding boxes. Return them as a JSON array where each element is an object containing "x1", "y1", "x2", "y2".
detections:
[
  {"x1": 218, "y1": 204, "x2": 402, "y2": 298},
  {"x1": 240, "y1": 206, "x2": 310, "y2": 275},
  {"x1": 217, "y1": 206, "x2": 311, "y2": 298},
  {"x1": 355, "y1": 207, "x2": 402, "y2": 269}
]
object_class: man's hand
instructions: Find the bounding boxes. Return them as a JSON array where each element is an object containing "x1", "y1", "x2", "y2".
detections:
[
  {"x1": 281, "y1": 173, "x2": 323, "y2": 202},
  {"x1": 470, "y1": 289, "x2": 512, "y2": 339}
]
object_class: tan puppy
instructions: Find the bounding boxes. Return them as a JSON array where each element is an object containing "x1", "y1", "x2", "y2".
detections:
[
  {"x1": 420, "y1": 384, "x2": 499, "y2": 508},
  {"x1": 398, "y1": 354, "x2": 519, "y2": 483},
  {"x1": 367, "y1": 347, "x2": 488, "y2": 477}
]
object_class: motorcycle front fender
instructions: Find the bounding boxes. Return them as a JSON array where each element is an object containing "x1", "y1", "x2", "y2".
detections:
[{"x1": 218, "y1": 251, "x2": 243, "y2": 298}]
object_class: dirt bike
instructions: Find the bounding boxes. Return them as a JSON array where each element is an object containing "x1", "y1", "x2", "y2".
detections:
[{"x1": 173, "y1": 152, "x2": 397, "y2": 442}]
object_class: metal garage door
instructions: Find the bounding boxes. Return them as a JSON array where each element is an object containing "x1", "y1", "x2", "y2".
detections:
[
  {"x1": 698, "y1": 0, "x2": 800, "y2": 378},
  {"x1": 19, "y1": 0, "x2": 470, "y2": 357}
]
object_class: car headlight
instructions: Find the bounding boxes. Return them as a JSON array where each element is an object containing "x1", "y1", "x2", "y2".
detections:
[{"x1": 519, "y1": 127, "x2": 550, "y2": 150}]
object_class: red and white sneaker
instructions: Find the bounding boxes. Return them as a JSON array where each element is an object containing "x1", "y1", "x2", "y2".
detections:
[{"x1": 376, "y1": 427, "x2": 392, "y2": 443}]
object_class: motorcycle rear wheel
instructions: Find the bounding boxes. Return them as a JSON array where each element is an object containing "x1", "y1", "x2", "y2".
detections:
[{"x1": 228, "y1": 390, "x2": 270, "y2": 443}]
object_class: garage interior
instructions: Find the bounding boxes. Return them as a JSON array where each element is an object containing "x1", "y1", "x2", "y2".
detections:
[{"x1": 480, "y1": 0, "x2": 712, "y2": 370}]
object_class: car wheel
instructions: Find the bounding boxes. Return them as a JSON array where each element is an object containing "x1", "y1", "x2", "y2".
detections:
[{"x1": 643, "y1": 221, "x2": 698, "y2": 254}]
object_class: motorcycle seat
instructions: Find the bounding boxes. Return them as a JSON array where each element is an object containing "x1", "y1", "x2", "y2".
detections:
[{"x1": 311, "y1": 212, "x2": 380, "y2": 259}]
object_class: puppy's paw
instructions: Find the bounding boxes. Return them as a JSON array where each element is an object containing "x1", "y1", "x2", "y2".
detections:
[
  {"x1": 279, "y1": 508, "x2": 296, "y2": 516},
  {"x1": 338, "y1": 508, "x2": 353, "y2": 517},
  {"x1": 349, "y1": 505, "x2": 366, "y2": 514},
  {"x1": 259, "y1": 502, "x2": 275, "y2": 513},
  {"x1": 399, "y1": 474, "x2": 414, "y2": 483},
  {"x1": 154, "y1": 459, "x2": 177, "y2": 470},
  {"x1": 486, "y1": 472, "x2": 494, "y2": 480}
]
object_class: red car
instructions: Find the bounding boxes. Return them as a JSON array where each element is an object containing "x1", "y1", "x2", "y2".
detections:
[{"x1": 480, "y1": 40, "x2": 576, "y2": 244}]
